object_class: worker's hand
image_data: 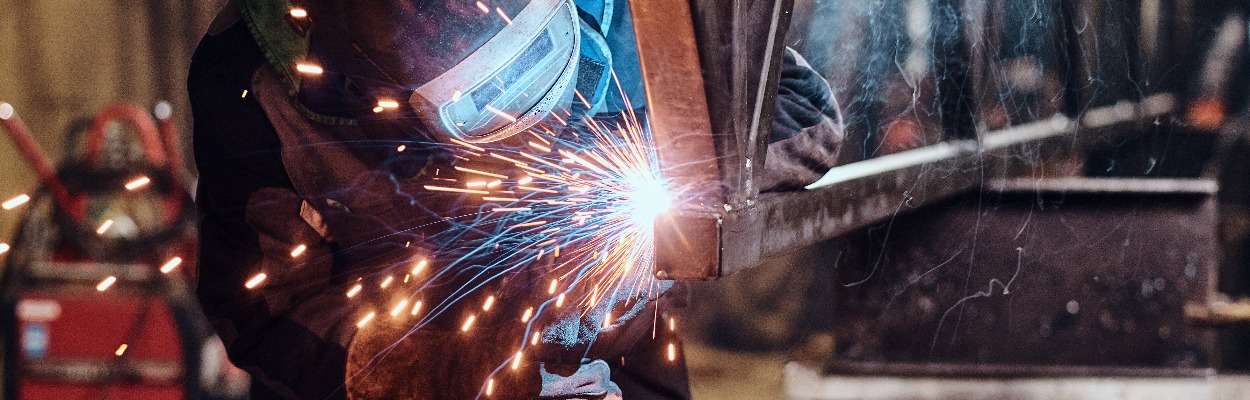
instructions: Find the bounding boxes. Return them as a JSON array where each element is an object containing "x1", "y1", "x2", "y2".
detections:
[
  {"x1": 761, "y1": 47, "x2": 848, "y2": 192},
  {"x1": 534, "y1": 359, "x2": 623, "y2": 400}
]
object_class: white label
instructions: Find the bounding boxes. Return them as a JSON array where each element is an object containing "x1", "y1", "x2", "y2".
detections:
[{"x1": 17, "y1": 299, "x2": 62, "y2": 322}]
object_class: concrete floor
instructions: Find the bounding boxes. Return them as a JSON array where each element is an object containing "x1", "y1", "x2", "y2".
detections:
[{"x1": 684, "y1": 340, "x2": 789, "y2": 400}]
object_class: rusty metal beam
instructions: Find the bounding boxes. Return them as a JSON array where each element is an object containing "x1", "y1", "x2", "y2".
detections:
[
  {"x1": 656, "y1": 94, "x2": 1175, "y2": 279},
  {"x1": 629, "y1": 0, "x2": 721, "y2": 212}
]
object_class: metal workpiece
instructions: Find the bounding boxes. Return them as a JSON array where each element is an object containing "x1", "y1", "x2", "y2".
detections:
[
  {"x1": 628, "y1": 0, "x2": 721, "y2": 212},
  {"x1": 826, "y1": 178, "x2": 1219, "y2": 376},
  {"x1": 653, "y1": 211, "x2": 721, "y2": 281},
  {"x1": 629, "y1": 0, "x2": 794, "y2": 211},
  {"x1": 654, "y1": 94, "x2": 1175, "y2": 280}
]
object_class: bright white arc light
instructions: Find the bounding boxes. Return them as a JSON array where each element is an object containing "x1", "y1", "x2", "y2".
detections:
[{"x1": 625, "y1": 175, "x2": 673, "y2": 226}]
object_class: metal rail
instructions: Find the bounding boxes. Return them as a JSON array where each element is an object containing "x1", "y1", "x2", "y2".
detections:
[{"x1": 654, "y1": 94, "x2": 1177, "y2": 279}]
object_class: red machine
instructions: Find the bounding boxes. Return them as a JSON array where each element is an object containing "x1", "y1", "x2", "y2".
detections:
[{"x1": 0, "y1": 102, "x2": 248, "y2": 399}]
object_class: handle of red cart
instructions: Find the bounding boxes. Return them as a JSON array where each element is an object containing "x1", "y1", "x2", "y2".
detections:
[
  {"x1": 152, "y1": 101, "x2": 186, "y2": 191},
  {"x1": 84, "y1": 103, "x2": 184, "y2": 223},
  {"x1": 84, "y1": 103, "x2": 169, "y2": 167},
  {"x1": 0, "y1": 102, "x2": 83, "y2": 222}
]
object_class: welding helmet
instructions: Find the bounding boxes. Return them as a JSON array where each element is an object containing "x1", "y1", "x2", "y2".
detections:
[{"x1": 302, "y1": 0, "x2": 584, "y2": 143}]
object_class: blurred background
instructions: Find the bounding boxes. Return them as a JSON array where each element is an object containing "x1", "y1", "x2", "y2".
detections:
[{"x1": 5, "y1": 0, "x2": 1250, "y2": 399}]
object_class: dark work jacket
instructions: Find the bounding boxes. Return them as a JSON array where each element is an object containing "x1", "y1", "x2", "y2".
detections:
[{"x1": 190, "y1": 18, "x2": 843, "y2": 400}]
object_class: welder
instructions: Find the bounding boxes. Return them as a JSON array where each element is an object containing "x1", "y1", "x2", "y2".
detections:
[{"x1": 189, "y1": 0, "x2": 846, "y2": 398}]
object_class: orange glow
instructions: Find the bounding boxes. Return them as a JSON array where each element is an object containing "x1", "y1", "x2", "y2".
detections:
[
  {"x1": 96, "y1": 276, "x2": 117, "y2": 291},
  {"x1": 296, "y1": 63, "x2": 324, "y2": 75},
  {"x1": 124, "y1": 176, "x2": 151, "y2": 190},
  {"x1": 2, "y1": 194, "x2": 29, "y2": 210},
  {"x1": 390, "y1": 300, "x2": 409, "y2": 317},
  {"x1": 356, "y1": 312, "x2": 376, "y2": 328},
  {"x1": 160, "y1": 257, "x2": 182, "y2": 274},
  {"x1": 96, "y1": 220, "x2": 114, "y2": 235},
  {"x1": 290, "y1": 244, "x2": 307, "y2": 258},
  {"x1": 245, "y1": 273, "x2": 267, "y2": 289}
]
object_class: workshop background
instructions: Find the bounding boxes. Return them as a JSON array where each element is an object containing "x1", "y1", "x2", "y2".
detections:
[{"x1": 6, "y1": 0, "x2": 1250, "y2": 399}]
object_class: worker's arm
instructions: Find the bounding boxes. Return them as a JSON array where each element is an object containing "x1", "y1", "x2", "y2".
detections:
[
  {"x1": 190, "y1": 20, "x2": 356, "y2": 399},
  {"x1": 761, "y1": 48, "x2": 849, "y2": 192}
]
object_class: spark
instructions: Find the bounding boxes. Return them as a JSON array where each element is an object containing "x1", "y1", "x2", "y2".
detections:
[
  {"x1": 424, "y1": 185, "x2": 489, "y2": 195},
  {"x1": 573, "y1": 89, "x2": 592, "y2": 109},
  {"x1": 372, "y1": 107, "x2": 384, "y2": 113},
  {"x1": 3, "y1": 194, "x2": 30, "y2": 210},
  {"x1": 115, "y1": 344, "x2": 128, "y2": 356},
  {"x1": 509, "y1": 220, "x2": 547, "y2": 229},
  {"x1": 245, "y1": 273, "x2": 267, "y2": 289},
  {"x1": 484, "y1": 105, "x2": 518, "y2": 122},
  {"x1": 356, "y1": 312, "x2": 376, "y2": 328},
  {"x1": 377, "y1": 100, "x2": 400, "y2": 109},
  {"x1": 489, "y1": 152, "x2": 525, "y2": 164},
  {"x1": 519, "y1": 152, "x2": 571, "y2": 172},
  {"x1": 485, "y1": 378, "x2": 495, "y2": 396},
  {"x1": 346, "y1": 284, "x2": 363, "y2": 298},
  {"x1": 96, "y1": 220, "x2": 114, "y2": 235},
  {"x1": 667, "y1": 343, "x2": 677, "y2": 362},
  {"x1": 241, "y1": 90, "x2": 249, "y2": 98},
  {"x1": 290, "y1": 244, "x2": 307, "y2": 258},
  {"x1": 160, "y1": 257, "x2": 182, "y2": 274},
  {"x1": 669, "y1": 317, "x2": 676, "y2": 331},
  {"x1": 549, "y1": 110, "x2": 567, "y2": 126},
  {"x1": 511, "y1": 350, "x2": 523, "y2": 370},
  {"x1": 397, "y1": 145, "x2": 407, "y2": 152},
  {"x1": 0, "y1": 103, "x2": 12, "y2": 119},
  {"x1": 0, "y1": 243, "x2": 8, "y2": 254},
  {"x1": 295, "y1": 63, "x2": 324, "y2": 75},
  {"x1": 450, "y1": 138, "x2": 485, "y2": 152},
  {"x1": 492, "y1": 207, "x2": 532, "y2": 213},
  {"x1": 390, "y1": 300, "x2": 409, "y2": 317},
  {"x1": 455, "y1": 166, "x2": 508, "y2": 179},
  {"x1": 496, "y1": 7, "x2": 513, "y2": 24},
  {"x1": 517, "y1": 186, "x2": 557, "y2": 194},
  {"x1": 338, "y1": 72, "x2": 674, "y2": 374},
  {"x1": 475, "y1": 1, "x2": 489, "y2": 13},
  {"x1": 289, "y1": 8, "x2": 308, "y2": 18},
  {"x1": 125, "y1": 176, "x2": 151, "y2": 190},
  {"x1": 96, "y1": 276, "x2": 117, "y2": 291},
  {"x1": 380, "y1": 276, "x2": 394, "y2": 288}
]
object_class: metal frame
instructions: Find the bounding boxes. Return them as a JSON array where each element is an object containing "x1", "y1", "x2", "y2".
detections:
[{"x1": 633, "y1": 0, "x2": 1181, "y2": 280}]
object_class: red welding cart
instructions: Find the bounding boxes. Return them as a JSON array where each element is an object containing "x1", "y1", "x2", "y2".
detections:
[{"x1": 0, "y1": 102, "x2": 249, "y2": 399}]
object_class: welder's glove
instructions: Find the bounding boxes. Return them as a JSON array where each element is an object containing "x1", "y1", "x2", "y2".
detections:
[
  {"x1": 761, "y1": 47, "x2": 848, "y2": 192},
  {"x1": 537, "y1": 359, "x2": 623, "y2": 400}
]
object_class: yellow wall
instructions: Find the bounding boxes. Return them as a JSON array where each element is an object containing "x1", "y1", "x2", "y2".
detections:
[{"x1": 0, "y1": 0, "x2": 221, "y2": 243}]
